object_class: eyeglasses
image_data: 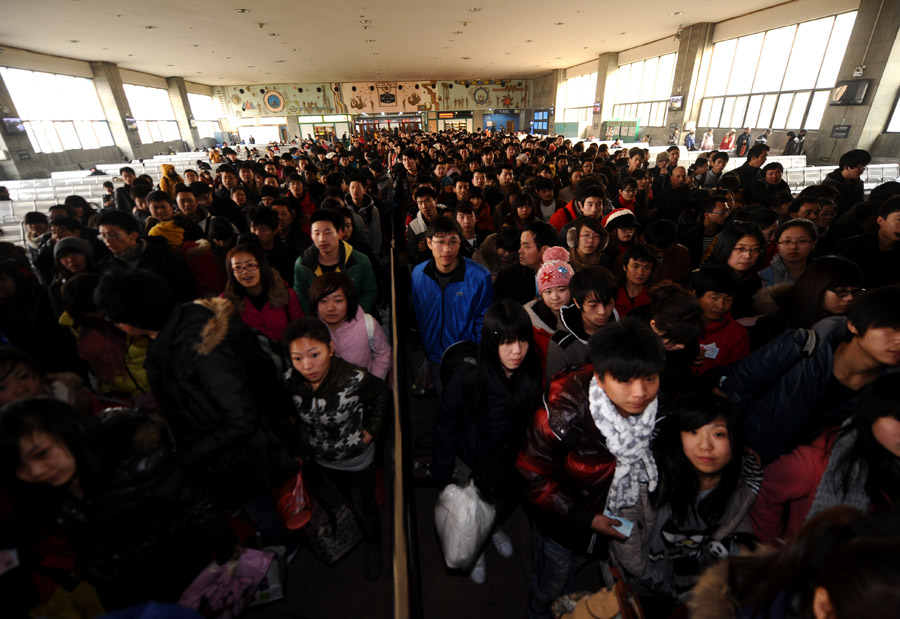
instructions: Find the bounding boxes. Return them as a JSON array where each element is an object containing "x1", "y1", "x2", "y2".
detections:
[
  {"x1": 431, "y1": 238, "x2": 460, "y2": 248},
  {"x1": 710, "y1": 209, "x2": 730, "y2": 216},
  {"x1": 231, "y1": 263, "x2": 259, "y2": 274},
  {"x1": 100, "y1": 232, "x2": 122, "y2": 241},
  {"x1": 828, "y1": 287, "x2": 864, "y2": 298},
  {"x1": 777, "y1": 239, "x2": 812, "y2": 247},
  {"x1": 732, "y1": 246, "x2": 763, "y2": 255},
  {"x1": 621, "y1": 189, "x2": 636, "y2": 195}
]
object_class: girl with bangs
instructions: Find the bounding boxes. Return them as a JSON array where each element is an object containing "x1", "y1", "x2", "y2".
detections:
[
  {"x1": 433, "y1": 300, "x2": 543, "y2": 584},
  {"x1": 610, "y1": 390, "x2": 760, "y2": 614}
]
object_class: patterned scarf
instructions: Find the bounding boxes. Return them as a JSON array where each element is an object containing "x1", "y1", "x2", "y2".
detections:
[{"x1": 589, "y1": 375, "x2": 659, "y2": 513}]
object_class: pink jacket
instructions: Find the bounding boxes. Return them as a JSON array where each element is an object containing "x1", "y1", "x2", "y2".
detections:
[
  {"x1": 327, "y1": 306, "x2": 391, "y2": 379},
  {"x1": 224, "y1": 277, "x2": 304, "y2": 343},
  {"x1": 750, "y1": 433, "x2": 830, "y2": 545}
]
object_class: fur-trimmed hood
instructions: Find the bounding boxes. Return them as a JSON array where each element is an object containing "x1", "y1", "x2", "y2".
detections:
[
  {"x1": 687, "y1": 545, "x2": 777, "y2": 619},
  {"x1": 752, "y1": 282, "x2": 793, "y2": 317},
  {"x1": 193, "y1": 297, "x2": 235, "y2": 356},
  {"x1": 223, "y1": 269, "x2": 291, "y2": 313}
]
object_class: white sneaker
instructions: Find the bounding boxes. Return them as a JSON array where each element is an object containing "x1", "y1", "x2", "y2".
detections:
[
  {"x1": 491, "y1": 529, "x2": 514, "y2": 558},
  {"x1": 470, "y1": 553, "x2": 486, "y2": 584}
]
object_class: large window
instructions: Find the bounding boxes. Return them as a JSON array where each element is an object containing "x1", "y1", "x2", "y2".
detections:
[
  {"x1": 187, "y1": 92, "x2": 221, "y2": 139},
  {"x1": 887, "y1": 92, "x2": 900, "y2": 133},
  {"x1": 611, "y1": 53, "x2": 678, "y2": 127},
  {"x1": 0, "y1": 67, "x2": 115, "y2": 153},
  {"x1": 698, "y1": 11, "x2": 856, "y2": 131},
  {"x1": 123, "y1": 83, "x2": 182, "y2": 144},
  {"x1": 556, "y1": 72, "x2": 598, "y2": 130}
]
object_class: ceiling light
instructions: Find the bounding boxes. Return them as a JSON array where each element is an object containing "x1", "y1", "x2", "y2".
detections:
[
  {"x1": 553, "y1": 22, "x2": 564, "y2": 25},
  {"x1": 144, "y1": 25, "x2": 157, "y2": 29},
  {"x1": 291, "y1": 48, "x2": 300, "y2": 51},
  {"x1": 126, "y1": 53, "x2": 135, "y2": 56},
  {"x1": 190, "y1": 44, "x2": 200, "y2": 47},
  {"x1": 248, "y1": 65, "x2": 255, "y2": 68},
  {"x1": 305, "y1": 59, "x2": 312, "y2": 62},
  {"x1": 525, "y1": 40, "x2": 533, "y2": 43},
  {"x1": 453, "y1": 31, "x2": 463, "y2": 34},
  {"x1": 618, "y1": 32, "x2": 627, "y2": 35},
  {"x1": 555, "y1": 57, "x2": 561, "y2": 59},
  {"x1": 461, "y1": 57, "x2": 470, "y2": 60},
  {"x1": 268, "y1": 33, "x2": 280, "y2": 37},
  {"x1": 166, "y1": 64, "x2": 174, "y2": 67},
  {"x1": 225, "y1": 56, "x2": 232, "y2": 59},
  {"x1": 235, "y1": 8, "x2": 250, "y2": 13},
  {"x1": 671, "y1": 11, "x2": 682, "y2": 16},
  {"x1": 275, "y1": 59, "x2": 285, "y2": 63},
  {"x1": 360, "y1": 19, "x2": 371, "y2": 23},
  {"x1": 366, "y1": 39, "x2": 375, "y2": 43},
  {"x1": 469, "y1": 8, "x2": 481, "y2": 12},
  {"x1": 69, "y1": 39, "x2": 80, "y2": 43},
  {"x1": 370, "y1": 52, "x2": 378, "y2": 55}
]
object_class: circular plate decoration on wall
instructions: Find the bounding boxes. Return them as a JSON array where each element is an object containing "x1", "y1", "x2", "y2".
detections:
[
  {"x1": 264, "y1": 90, "x2": 286, "y2": 113},
  {"x1": 472, "y1": 86, "x2": 490, "y2": 106},
  {"x1": 231, "y1": 94, "x2": 241, "y2": 104}
]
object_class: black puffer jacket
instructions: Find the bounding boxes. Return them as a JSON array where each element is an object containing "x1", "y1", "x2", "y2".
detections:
[
  {"x1": 146, "y1": 297, "x2": 297, "y2": 505},
  {"x1": 58, "y1": 410, "x2": 235, "y2": 608}
]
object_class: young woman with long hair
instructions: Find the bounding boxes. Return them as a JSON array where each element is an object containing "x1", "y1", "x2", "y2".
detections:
[
  {"x1": 432, "y1": 299, "x2": 544, "y2": 584},
  {"x1": 705, "y1": 221, "x2": 766, "y2": 320},
  {"x1": 610, "y1": 391, "x2": 759, "y2": 611}
]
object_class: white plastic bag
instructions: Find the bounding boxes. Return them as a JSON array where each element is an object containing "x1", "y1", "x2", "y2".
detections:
[{"x1": 434, "y1": 479, "x2": 496, "y2": 570}]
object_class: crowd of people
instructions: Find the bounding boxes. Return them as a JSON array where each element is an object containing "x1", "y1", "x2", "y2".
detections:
[{"x1": 0, "y1": 126, "x2": 899, "y2": 618}]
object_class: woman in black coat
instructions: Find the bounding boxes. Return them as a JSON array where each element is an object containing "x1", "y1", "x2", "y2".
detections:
[
  {"x1": 0, "y1": 399, "x2": 237, "y2": 610},
  {"x1": 432, "y1": 300, "x2": 544, "y2": 584}
]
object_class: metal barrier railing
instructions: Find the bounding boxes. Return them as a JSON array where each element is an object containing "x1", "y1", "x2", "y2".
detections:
[{"x1": 390, "y1": 240, "x2": 423, "y2": 619}]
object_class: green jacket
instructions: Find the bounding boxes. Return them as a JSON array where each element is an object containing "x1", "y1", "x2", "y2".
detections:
[{"x1": 293, "y1": 239, "x2": 378, "y2": 314}]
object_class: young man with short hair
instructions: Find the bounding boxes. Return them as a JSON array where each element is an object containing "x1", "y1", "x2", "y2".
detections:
[
  {"x1": 734, "y1": 143, "x2": 769, "y2": 192},
  {"x1": 411, "y1": 217, "x2": 493, "y2": 394},
  {"x1": 247, "y1": 206, "x2": 299, "y2": 287},
  {"x1": 722, "y1": 284, "x2": 900, "y2": 464},
  {"x1": 115, "y1": 166, "x2": 136, "y2": 211},
  {"x1": 836, "y1": 195, "x2": 900, "y2": 288},
  {"x1": 95, "y1": 209, "x2": 196, "y2": 301},
  {"x1": 702, "y1": 152, "x2": 729, "y2": 189},
  {"x1": 293, "y1": 208, "x2": 378, "y2": 314},
  {"x1": 517, "y1": 318, "x2": 666, "y2": 619},
  {"x1": 823, "y1": 148, "x2": 871, "y2": 213},
  {"x1": 271, "y1": 198, "x2": 312, "y2": 253},
  {"x1": 345, "y1": 176, "x2": 383, "y2": 260},
  {"x1": 494, "y1": 221, "x2": 557, "y2": 305},
  {"x1": 681, "y1": 193, "x2": 730, "y2": 268},
  {"x1": 406, "y1": 186, "x2": 446, "y2": 265},
  {"x1": 546, "y1": 265, "x2": 619, "y2": 378},
  {"x1": 454, "y1": 201, "x2": 487, "y2": 258}
]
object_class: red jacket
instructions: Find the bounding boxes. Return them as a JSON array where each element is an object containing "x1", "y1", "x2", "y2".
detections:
[
  {"x1": 223, "y1": 277, "x2": 304, "y2": 343},
  {"x1": 750, "y1": 433, "x2": 830, "y2": 545},
  {"x1": 614, "y1": 285, "x2": 651, "y2": 318},
  {"x1": 516, "y1": 365, "x2": 618, "y2": 550},
  {"x1": 548, "y1": 200, "x2": 580, "y2": 232},
  {"x1": 692, "y1": 313, "x2": 750, "y2": 377}
]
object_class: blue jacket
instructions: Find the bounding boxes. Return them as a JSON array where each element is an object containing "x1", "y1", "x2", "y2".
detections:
[
  {"x1": 411, "y1": 257, "x2": 493, "y2": 363},
  {"x1": 721, "y1": 316, "x2": 900, "y2": 464}
]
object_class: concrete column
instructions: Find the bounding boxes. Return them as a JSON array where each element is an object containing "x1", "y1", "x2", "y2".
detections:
[
  {"x1": 89, "y1": 61, "x2": 136, "y2": 160},
  {"x1": 286, "y1": 115, "x2": 301, "y2": 141},
  {"x1": 595, "y1": 53, "x2": 618, "y2": 128},
  {"x1": 812, "y1": 0, "x2": 900, "y2": 163},
  {"x1": 166, "y1": 76, "x2": 199, "y2": 150},
  {"x1": 671, "y1": 23, "x2": 716, "y2": 134},
  {"x1": 0, "y1": 73, "x2": 38, "y2": 179}
]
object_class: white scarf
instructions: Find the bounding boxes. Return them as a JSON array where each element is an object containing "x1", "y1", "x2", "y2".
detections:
[{"x1": 588, "y1": 375, "x2": 658, "y2": 513}]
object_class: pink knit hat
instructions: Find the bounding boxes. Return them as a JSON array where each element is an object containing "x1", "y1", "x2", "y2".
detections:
[{"x1": 536, "y1": 246, "x2": 574, "y2": 294}]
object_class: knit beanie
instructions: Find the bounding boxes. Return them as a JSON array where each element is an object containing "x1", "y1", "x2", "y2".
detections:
[
  {"x1": 536, "y1": 246, "x2": 574, "y2": 294},
  {"x1": 602, "y1": 208, "x2": 638, "y2": 231},
  {"x1": 54, "y1": 236, "x2": 93, "y2": 259}
]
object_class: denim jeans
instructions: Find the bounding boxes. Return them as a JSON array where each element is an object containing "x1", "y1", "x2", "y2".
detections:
[{"x1": 528, "y1": 522, "x2": 588, "y2": 619}]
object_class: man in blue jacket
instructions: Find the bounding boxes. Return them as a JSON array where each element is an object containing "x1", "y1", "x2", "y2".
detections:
[{"x1": 412, "y1": 217, "x2": 493, "y2": 394}]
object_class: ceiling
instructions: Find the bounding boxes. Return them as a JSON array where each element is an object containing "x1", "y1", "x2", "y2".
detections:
[{"x1": 0, "y1": 0, "x2": 789, "y2": 86}]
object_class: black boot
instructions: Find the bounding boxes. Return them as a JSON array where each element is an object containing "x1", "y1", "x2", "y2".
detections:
[{"x1": 365, "y1": 539, "x2": 382, "y2": 581}]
